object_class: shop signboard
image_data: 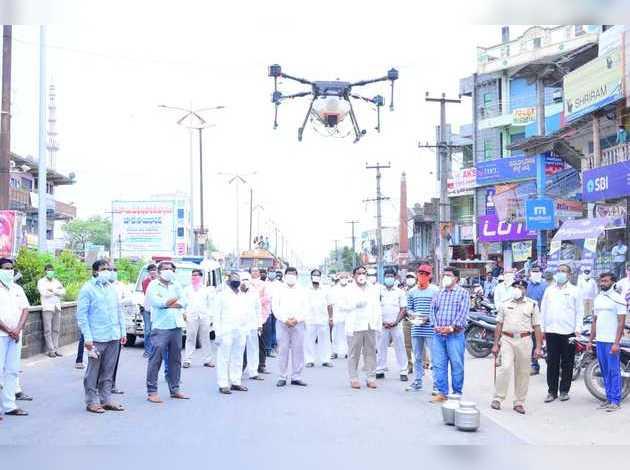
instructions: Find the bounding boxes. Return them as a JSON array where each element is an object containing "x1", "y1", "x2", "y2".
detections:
[
  {"x1": 485, "y1": 188, "x2": 496, "y2": 215},
  {"x1": 582, "y1": 160, "x2": 630, "y2": 202},
  {"x1": 512, "y1": 240, "x2": 532, "y2": 262},
  {"x1": 494, "y1": 181, "x2": 537, "y2": 221},
  {"x1": 564, "y1": 47, "x2": 624, "y2": 122},
  {"x1": 593, "y1": 202, "x2": 626, "y2": 227},
  {"x1": 512, "y1": 107, "x2": 536, "y2": 126},
  {"x1": 477, "y1": 215, "x2": 536, "y2": 242},
  {"x1": 447, "y1": 167, "x2": 477, "y2": 196},
  {"x1": 555, "y1": 199, "x2": 584, "y2": 223},
  {"x1": 475, "y1": 154, "x2": 567, "y2": 187},
  {"x1": 525, "y1": 197, "x2": 555, "y2": 230}
]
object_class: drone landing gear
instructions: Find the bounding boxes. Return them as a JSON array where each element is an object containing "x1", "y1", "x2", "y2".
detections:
[
  {"x1": 296, "y1": 96, "x2": 316, "y2": 142},
  {"x1": 298, "y1": 127, "x2": 304, "y2": 142},
  {"x1": 346, "y1": 96, "x2": 364, "y2": 143}
]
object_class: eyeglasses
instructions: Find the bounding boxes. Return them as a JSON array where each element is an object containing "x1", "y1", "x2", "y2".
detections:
[{"x1": 417, "y1": 271, "x2": 429, "y2": 276}]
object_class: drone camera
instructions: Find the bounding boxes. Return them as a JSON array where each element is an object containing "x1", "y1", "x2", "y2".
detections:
[
  {"x1": 269, "y1": 64, "x2": 282, "y2": 78},
  {"x1": 373, "y1": 95, "x2": 384, "y2": 106},
  {"x1": 325, "y1": 114, "x2": 339, "y2": 127},
  {"x1": 272, "y1": 91, "x2": 282, "y2": 103},
  {"x1": 387, "y1": 68, "x2": 399, "y2": 81}
]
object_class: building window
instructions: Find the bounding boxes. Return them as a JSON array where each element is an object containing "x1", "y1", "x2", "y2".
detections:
[
  {"x1": 484, "y1": 140, "x2": 494, "y2": 160},
  {"x1": 575, "y1": 25, "x2": 584, "y2": 36},
  {"x1": 483, "y1": 93, "x2": 493, "y2": 108},
  {"x1": 21, "y1": 177, "x2": 33, "y2": 191},
  {"x1": 177, "y1": 208, "x2": 185, "y2": 219},
  {"x1": 533, "y1": 37, "x2": 542, "y2": 49},
  {"x1": 177, "y1": 227, "x2": 185, "y2": 237}
]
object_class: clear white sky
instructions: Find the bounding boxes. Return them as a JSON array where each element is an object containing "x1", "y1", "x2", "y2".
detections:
[{"x1": 6, "y1": 11, "x2": 535, "y2": 265}]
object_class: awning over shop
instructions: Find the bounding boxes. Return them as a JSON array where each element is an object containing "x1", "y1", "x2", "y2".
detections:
[{"x1": 552, "y1": 217, "x2": 608, "y2": 241}]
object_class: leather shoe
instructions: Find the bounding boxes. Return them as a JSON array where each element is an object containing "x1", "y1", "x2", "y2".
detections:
[
  {"x1": 400, "y1": 374, "x2": 408, "y2": 382},
  {"x1": 231, "y1": 384, "x2": 248, "y2": 392},
  {"x1": 250, "y1": 375, "x2": 264, "y2": 381},
  {"x1": 544, "y1": 393, "x2": 557, "y2": 403},
  {"x1": 375, "y1": 373, "x2": 385, "y2": 379},
  {"x1": 203, "y1": 362, "x2": 215, "y2": 368},
  {"x1": 276, "y1": 379, "x2": 287, "y2": 387},
  {"x1": 490, "y1": 400, "x2": 501, "y2": 410},
  {"x1": 219, "y1": 387, "x2": 232, "y2": 395},
  {"x1": 513, "y1": 405, "x2": 526, "y2": 414},
  {"x1": 305, "y1": 363, "x2": 314, "y2": 368},
  {"x1": 55, "y1": 352, "x2": 63, "y2": 357},
  {"x1": 15, "y1": 392, "x2": 32, "y2": 401},
  {"x1": 258, "y1": 368, "x2": 271, "y2": 374},
  {"x1": 111, "y1": 389, "x2": 124, "y2": 395},
  {"x1": 559, "y1": 392, "x2": 570, "y2": 401},
  {"x1": 290, "y1": 380, "x2": 307, "y2": 386},
  {"x1": 47, "y1": 352, "x2": 56, "y2": 358},
  {"x1": 322, "y1": 362, "x2": 333, "y2": 368}
]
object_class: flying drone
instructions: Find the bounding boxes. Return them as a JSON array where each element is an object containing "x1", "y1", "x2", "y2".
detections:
[{"x1": 268, "y1": 64, "x2": 399, "y2": 143}]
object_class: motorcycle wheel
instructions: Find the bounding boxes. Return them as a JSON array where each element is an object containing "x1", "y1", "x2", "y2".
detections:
[
  {"x1": 583, "y1": 360, "x2": 630, "y2": 402},
  {"x1": 572, "y1": 352, "x2": 583, "y2": 381},
  {"x1": 465, "y1": 326, "x2": 492, "y2": 358}
]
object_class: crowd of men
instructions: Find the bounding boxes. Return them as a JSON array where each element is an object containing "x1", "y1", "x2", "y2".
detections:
[{"x1": 0, "y1": 254, "x2": 628, "y2": 420}]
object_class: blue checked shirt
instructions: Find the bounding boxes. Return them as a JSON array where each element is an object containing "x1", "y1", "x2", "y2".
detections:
[
  {"x1": 76, "y1": 278, "x2": 124, "y2": 343},
  {"x1": 431, "y1": 284, "x2": 470, "y2": 329}
]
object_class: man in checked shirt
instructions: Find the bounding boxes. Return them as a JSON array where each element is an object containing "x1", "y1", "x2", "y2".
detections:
[{"x1": 430, "y1": 267, "x2": 470, "y2": 403}]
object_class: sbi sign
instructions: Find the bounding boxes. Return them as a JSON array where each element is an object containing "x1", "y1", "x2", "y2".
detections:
[
  {"x1": 582, "y1": 160, "x2": 630, "y2": 202},
  {"x1": 585, "y1": 176, "x2": 608, "y2": 194}
]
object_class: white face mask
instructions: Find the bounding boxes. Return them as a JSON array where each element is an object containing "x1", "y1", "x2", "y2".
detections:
[
  {"x1": 530, "y1": 272, "x2": 542, "y2": 283},
  {"x1": 356, "y1": 274, "x2": 367, "y2": 285},
  {"x1": 339, "y1": 278, "x2": 348, "y2": 286},
  {"x1": 285, "y1": 274, "x2": 297, "y2": 286},
  {"x1": 512, "y1": 287, "x2": 524, "y2": 300},
  {"x1": 311, "y1": 276, "x2": 321, "y2": 284},
  {"x1": 442, "y1": 275, "x2": 454, "y2": 288},
  {"x1": 368, "y1": 275, "x2": 377, "y2": 285},
  {"x1": 160, "y1": 270, "x2": 175, "y2": 282},
  {"x1": 405, "y1": 278, "x2": 416, "y2": 287}
]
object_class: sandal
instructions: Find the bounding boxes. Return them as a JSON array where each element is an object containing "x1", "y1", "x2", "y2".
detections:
[
  {"x1": 5, "y1": 408, "x2": 28, "y2": 416},
  {"x1": 102, "y1": 403, "x2": 125, "y2": 411},
  {"x1": 147, "y1": 395, "x2": 163, "y2": 404},
  {"x1": 86, "y1": 405, "x2": 104, "y2": 414}
]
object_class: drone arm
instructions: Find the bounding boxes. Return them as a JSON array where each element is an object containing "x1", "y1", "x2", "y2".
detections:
[
  {"x1": 350, "y1": 94, "x2": 384, "y2": 133},
  {"x1": 280, "y1": 73, "x2": 314, "y2": 86},
  {"x1": 349, "y1": 76, "x2": 388, "y2": 87},
  {"x1": 349, "y1": 94, "x2": 374, "y2": 104}
]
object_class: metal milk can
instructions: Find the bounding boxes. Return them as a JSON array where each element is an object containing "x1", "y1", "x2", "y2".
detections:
[
  {"x1": 441, "y1": 394, "x2": 461, "y2": 425},
  {"x1": 454, "y1": 401, "x2": 480, "y2": 432}
]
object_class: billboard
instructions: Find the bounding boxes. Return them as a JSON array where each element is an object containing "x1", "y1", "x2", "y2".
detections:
[
  {"x1": 447, "y1": 167, "x2": 476, "y2": 196},
  {"x1": 564, "y1": 48, "x2": 624, "y2": 122},
  {"x1": 477, "y1": 215, "x2": 536, "y2": 242},
  {"x1": 582, "y1": 160, "x2": 630, "y2": 202},
  {"x1": 0, "y1": 211, "x2": 24, "y2": 258},
  {"x1": 112, "y1": 200, "x2": 176, "y2": 257},
  {"x1": 475, "y1": 154, "x2": 565, "y2": 187}
]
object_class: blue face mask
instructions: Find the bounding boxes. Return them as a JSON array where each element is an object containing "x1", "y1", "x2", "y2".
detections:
[
  {"x1": 384, "y1": 277, "x2": 395, "y2": 287},
  {"x1": 111, "y1": 271, "x2": 118, "y2": 282},
  {"x1": 554, "y1": 272, "x2": 568, "y2": 285},
  {"x1": 97, "y1": 271, "x2": 110, "y2": 284},
  {"x1": 0, "y1": 269, "x2": 14, "y2": 287}
]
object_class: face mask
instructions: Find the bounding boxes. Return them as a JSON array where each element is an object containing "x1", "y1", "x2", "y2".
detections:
[
  {"x1": 46, "y1": 270, "x2": 55, "y2": 279},
  {"x1": 311, "y1": 276, "x2": 321, "y2": 284},
  {"x1": 0, "y1": 269, "x2": 14, "y2": 287},
  {"x1": 441, "y1": 275, "x2": 453, "y2": 288},
  {"x1": 160, "y1": 270, "x2": 175, "y2": 282},
  {"x1": 554, "y1": 272, "x2": 568, "y2": 285},
  {"x1": 261, "y1": 274, "x2": 267, "y2": 281},
  {"x1": 368, "y1": 275, "x2": 377, "y2": 285},
  {"x1": 268, "y1": 272, "x2": 277, "y2": 281},
  {"x1": 111, "y1": 271, "x2": 118, "y2": 282},
  {"x1": 405, "y1": 278, "x2": 416, "y2": 287},
  {"x1": 384, "y1": 277, "x2": 395, "y2": 287},
  {"x1": 229, "y1": 280, "x2": 241, "y2": 290},
  {"x1": 512, "y1": 287, "x2": 524, "y2": 300},
  {"x1": 241, "y1": 280, "x2": 250, "y2": 291},
  {"x1": 340, "y1": 278, "x2": 348, "y2": 286},
  {"x1": 530, "y1": 272, "x2": 542, "y2": 283},
  {"x1": 192, "y1": 276, "x2": 202, "y2": 288},
  {"x1": 285, "y1": 274, "x2": 297, "y2": 286},
  {"x1": 356, "y1": 274, "x2": 367, "y2": 285},
  {"x1": 97, "y1": 271, "x2": 110, "y2": 283}
]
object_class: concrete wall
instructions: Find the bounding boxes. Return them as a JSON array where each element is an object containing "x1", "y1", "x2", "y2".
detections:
[{"x1": 21, "y1": 302, "x2": 79, "y2": 358}]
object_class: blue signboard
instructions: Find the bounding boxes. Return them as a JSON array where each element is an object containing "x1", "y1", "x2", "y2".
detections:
[
  {"x1": 582, "y1": 160, "x2": 630, "y2": 202},
  {"x1": 525, "y1": 198, "x2": 556, "y2": 230},
  {"x1": 476, "y1": 156, "x2": 536, "y2": 186}
]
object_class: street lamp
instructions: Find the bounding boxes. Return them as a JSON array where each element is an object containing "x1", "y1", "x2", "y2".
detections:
[
  {"x1": 218, "y1": 171, "x2": 257, "y2": 261},
  {"x1": 158, "y1": 103, "x2": 225, "y2": 255}
]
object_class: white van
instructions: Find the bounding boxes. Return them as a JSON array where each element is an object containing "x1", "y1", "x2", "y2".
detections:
[{"x1": 124, "y1": 258, "x2": 223, "y2": 346}]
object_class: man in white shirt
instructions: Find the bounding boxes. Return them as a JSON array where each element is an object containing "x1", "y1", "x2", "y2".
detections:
[
  {"x1": 493, "y1": 271, "x2": 514, "y2": 308},
  {"x1": 304, "y1": 269, "x2": 334, "y2": 368},
  {"x1": 240, "y1": 272, "x2": 264, "y2": 381},
  {"x1": 110, "y1": 267, "x2": 135, "y2": 395},
  {"x1": 589, "y1": 272, "x2": 627, "y2": 412},
  {"x1": 37, "y1": 263, "x2": 66, "y2": 358},
  {"x1": 540, "y1": 264, "x2": 583, "y2": 403},
  {"x1": 577, "y1": 267, "x2": 598, "y2": 316},
  {"x1": 615, "y1": 265, "x2": 630, "y2": 299},
  {"x1": 330, "y1": 272, "x2": 352, "y2": 359},
  {"x1": 0, "y1": 258, "x2": 30, "y2": 417},
  {"x1": 376, "y1": 268, "x2": 408, "y2": 382},
  {"x1": 347, "y1": 265, "x2": 382, "y2": 390},
  {"x1": 214, "y1": 272, "x2": 249, "y2": 394},
  {"x1": 611, "y1": 239, "x2": 628, "y2": 280},
  {"x1": 183, "y1": 268, "x2": 216, "y2": 369},
  {"x1": 271, "y1": 267, "x2": 307, "y2": 387}
]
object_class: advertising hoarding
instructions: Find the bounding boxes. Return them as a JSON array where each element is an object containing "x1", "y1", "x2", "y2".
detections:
[
  {"x1": 477, "y1": 215, "x2": 536, "y2": 242},
  {"x1": 564, "y1": 48, "x2": 624, "y2": 122},
  {"x1": 112, "y1": 200, "x2": 176, "y2": 257},
  {"x1": 0, "y1": 211, "x2": 24, "y2": 258},
  {"x1": 582, "y1": 160, "x2": 630, "y2": 202}
]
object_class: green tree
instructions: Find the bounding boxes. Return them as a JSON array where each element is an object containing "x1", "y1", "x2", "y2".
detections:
[
  {"x1": 114, "y1": 257, "x2": 144, "y2": 285},
  {"x1": 328, "y1": 246, "x2": 359, "y2": 272},
  {"x1": 63, "y1": 216, "x2": 112, "y2": 254}
]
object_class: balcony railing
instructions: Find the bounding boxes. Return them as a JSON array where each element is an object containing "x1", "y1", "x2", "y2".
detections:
[
  {"x1": 586, "y1": 143, "x2": 630, "y2": 169},
  {"x1": 9, "y1": 187, "x2": 30, "y2": 207}
]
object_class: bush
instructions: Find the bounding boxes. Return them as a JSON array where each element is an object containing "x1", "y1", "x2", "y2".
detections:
[{"x1": 114, "y1": 258, "x2": 143, "y2": 285}]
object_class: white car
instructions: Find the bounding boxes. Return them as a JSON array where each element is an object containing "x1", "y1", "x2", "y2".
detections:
[{"x1": 124, "y1": 258, "x2": 223, "y2": 347}]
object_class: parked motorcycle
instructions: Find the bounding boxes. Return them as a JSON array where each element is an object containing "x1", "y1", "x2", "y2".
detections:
[
  {"x1": 465, "y1": 310, "x2": 497, "y2": 358},
  {"x1": 572, "y1": 336, "x2": 630, "y2": 402}
]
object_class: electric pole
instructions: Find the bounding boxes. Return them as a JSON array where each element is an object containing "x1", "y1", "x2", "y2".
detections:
[
  {"x1": 249, "y1": 187, "x2": 253, "y2": 250},
  {"x1": 37, "y1": 26, "x2": 48, "y2": 251},
  {"x1": 365, "y1": 162, "x2": 391, "y2": 283},
  {"x1": 425, "y1": 92, "x2": 460, "y2": 277},
  {"x1": 0, "y1": 26, "x2": 12, "y2": 210},
  {"x1": 333, "y1": 239, "x2": 340, "y2": 271},
  {"x1": 345, "y1": 220, "x2": 359, "y2": 270}
]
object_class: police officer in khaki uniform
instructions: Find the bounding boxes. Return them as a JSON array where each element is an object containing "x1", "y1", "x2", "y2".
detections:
[{"x1": 491, "y1": 279, "x2": 543, "y2": 414}]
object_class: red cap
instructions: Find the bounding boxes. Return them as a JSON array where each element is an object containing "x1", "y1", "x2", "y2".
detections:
[{"x1": 417, "y1": 264, "x2": 432, "y2": 274}]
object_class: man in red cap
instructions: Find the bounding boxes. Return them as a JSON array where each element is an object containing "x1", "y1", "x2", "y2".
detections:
[{"x1": 404, "y1": 264, "x2": 439, "y2": 392}]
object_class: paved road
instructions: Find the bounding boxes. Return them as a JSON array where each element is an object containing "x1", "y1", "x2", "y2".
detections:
[{"x1": 1, "y1": 341, "x2": 519, "y2": 455}]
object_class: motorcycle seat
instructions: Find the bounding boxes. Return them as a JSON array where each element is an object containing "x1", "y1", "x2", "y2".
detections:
[
  {"x1": 478, "y1": 314, "x2": 497, "y2": 324},
  {"x1": 620, "y1": 337, "x2": 630, "y2": 349}
]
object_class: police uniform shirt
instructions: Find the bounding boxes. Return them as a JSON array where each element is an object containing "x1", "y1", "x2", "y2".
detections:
[{"x1": 497, "y1": 297, "x2": 540, "y2": 334}]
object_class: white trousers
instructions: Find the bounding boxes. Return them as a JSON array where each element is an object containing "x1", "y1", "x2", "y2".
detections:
[
  {"x1": 216, "y1": 330, "x2": 246, "y2": 388},
  {"x1": 276, "y1": 321, "x2": 305, "y2": 381},
  {"x1": 331, "y1": 321, "x2": 348, "y2": 357},
  {"x1": 184, "y1": 317, "x2": 216, "y2": 364},
  {"x1": 304, "y1": 323, "x2": 332, "y2": 365},
  {"x1": 0, "y1": 335, "x2": 20, "y2": 413},
  {"x1": 376, "y1": 325, "x2": 408, "y2": 375},
  {"x1": 244, "y1": 330, "x2": 260, "y2": 377}
]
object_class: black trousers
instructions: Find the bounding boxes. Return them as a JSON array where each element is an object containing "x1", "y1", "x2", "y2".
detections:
[
  {"x1": 545, "y1": 333, "x2": 576, "y2": 396},
  {"x1": 243, "y1": 334, "x2": 267, "y2": 373}
]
